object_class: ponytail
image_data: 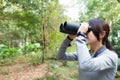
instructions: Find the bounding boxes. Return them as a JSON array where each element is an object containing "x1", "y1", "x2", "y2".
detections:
[{"x1": 105, "y1": 39, "x2": 113, "y2": 50}]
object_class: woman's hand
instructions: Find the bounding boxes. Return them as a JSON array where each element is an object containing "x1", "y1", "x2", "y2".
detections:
[
  {"x1": 68, "y1": 34, "x2": 76, "y2": 40},
  {"x1": 77, "y1": 22, "x2": 89, "y2": 33}
]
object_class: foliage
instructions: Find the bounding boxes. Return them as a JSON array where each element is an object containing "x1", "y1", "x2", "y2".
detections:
[
  {"x1": 116, "y1": 71, "x2": 120, "y2": 78},
  {"x1": 20, "y1": 43, "x2": 41, "y2": 54},
  {"x1": 79, "y1": 0, "x2": 120, "y2": 22},
  {"x1": 29, "y1": 52, "x2": 43, "y2": 66},
  {"x1": 0, "y1": 0, "x2": 68, "y2": 64},
  {"x1": 0, "y1": 0, "x2": 67, "y2": 55},
  {"x1": 0, "y1": 44, "x2": 18, "y2": 59},
  {"x1": 118, "y1": 58, "x2": 120, "y2": 71},
  {"x1": 0, "y1": 42, "x2": 42, "y2": 65},
  {"x1": 111, "y1": 19, "x2": 120, "y2": 57},
  {"x1": 0, "y1": 0, "x2": 42, "y2": 46},
  {"x1": 33, "y1": 75, "x2": 57, "y2": 80},
  {"x1": 36, "y1": 60, "x2": 78, "y2": 80}
]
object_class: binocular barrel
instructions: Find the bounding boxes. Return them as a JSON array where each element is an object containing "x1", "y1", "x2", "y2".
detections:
[{"x1": 60, "y1": 21, "x2": 92, "y2": 35}]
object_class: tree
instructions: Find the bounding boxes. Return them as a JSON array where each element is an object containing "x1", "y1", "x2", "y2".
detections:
[{"x1": 0, "y1": 0, "x2": 68, "y2": 62}]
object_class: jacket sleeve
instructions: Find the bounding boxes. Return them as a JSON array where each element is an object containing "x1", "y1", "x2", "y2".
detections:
[
  {"x1": 56, "y1": 37, "x2": 78, "y2": 61},
  {"x1": 75, "y1": 36, "x2": 118, "y2": 72}
]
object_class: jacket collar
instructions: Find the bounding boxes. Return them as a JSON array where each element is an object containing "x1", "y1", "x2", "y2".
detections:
[{"x1": 93, "y1": 45, "x2": 106, "y2": 57}]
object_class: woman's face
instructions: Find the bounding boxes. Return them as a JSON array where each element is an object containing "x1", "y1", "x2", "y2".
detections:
[{"x1": 86, "y1": 31, "x2": 98, "y2": 45}]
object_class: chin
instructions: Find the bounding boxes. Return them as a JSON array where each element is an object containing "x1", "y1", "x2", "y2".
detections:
[
  {"x1": 86, "y1": 39, "x2": 89, "y2": 44},
  {"x1": 86, "y1": 41, "x2": 89, "y2": 44}
]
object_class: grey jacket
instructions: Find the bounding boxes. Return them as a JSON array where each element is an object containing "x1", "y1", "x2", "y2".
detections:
[{"x1": 56, "y1": 36, "x2": 118, "y2": 80}]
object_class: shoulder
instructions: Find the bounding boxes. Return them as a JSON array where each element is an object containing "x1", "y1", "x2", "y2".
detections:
[
  {"x1": 102, "y1": 49, "x2": 118, "y2": 58},
  {"x1": 105, "y1": 49, "x2": 118, "y2": 57},
  {"x1": 102, "y1": 49, "x2": 118, "y2": 63}
]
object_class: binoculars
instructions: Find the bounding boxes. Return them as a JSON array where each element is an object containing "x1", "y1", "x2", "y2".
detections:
[{"x1": 60, "y1": 21, "x2": 92, "y2": 35}]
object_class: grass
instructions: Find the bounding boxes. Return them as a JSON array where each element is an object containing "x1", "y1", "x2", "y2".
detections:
[
  {"x1": 32, "y1": 60, "x2": 78, "y2": 80},
  {"x1": 0, "y1": 52, "x2": 78, "y2": 79},
  {"x1": 30, "y1": 59, "x2": 78, "y2": 80},
  {"x1": 0, "y1": 67, "x2": 10, "y2": 75}
]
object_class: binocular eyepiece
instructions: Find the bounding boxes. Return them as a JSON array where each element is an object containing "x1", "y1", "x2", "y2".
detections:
[{"x1": 60, "y1": 21, "x2": 92, "y2": 35}]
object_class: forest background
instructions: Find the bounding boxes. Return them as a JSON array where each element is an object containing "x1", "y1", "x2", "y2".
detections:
[{"x1": 0, "y1": 0, "x2": 120, "y2": 80}]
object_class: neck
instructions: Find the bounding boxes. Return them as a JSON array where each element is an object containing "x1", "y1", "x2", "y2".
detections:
[{"x1": 90, "y1": 42, "x2": 103, "y2": 53}]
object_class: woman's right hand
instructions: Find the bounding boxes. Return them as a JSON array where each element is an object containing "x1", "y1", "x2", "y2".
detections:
[{"x1": 68, "y1": 34, "x2": 76, "y2": 40}]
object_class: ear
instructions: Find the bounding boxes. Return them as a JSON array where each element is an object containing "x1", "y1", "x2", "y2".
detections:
[{"x1": 99, "y1": 31, "x2": 106, "y2": 39}]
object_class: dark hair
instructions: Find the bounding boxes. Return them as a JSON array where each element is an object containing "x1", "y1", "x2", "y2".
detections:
[{"x1": 88, "y1": 18, "x2": 113, "y2": 50}]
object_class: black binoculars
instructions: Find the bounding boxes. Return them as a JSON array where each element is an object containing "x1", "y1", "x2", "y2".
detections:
[{"x1": 59, "y1": 21, "x2": 92, "y2": 35}]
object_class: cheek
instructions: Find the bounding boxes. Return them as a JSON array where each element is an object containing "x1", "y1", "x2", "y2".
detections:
[{"x1": 87, "y1": 32, "x2": 97, "y2": 43}]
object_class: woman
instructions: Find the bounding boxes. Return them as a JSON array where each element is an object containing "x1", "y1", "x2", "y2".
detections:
[{"x1": 56, "y1": 18, "x2": 118, "y2": 80}]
